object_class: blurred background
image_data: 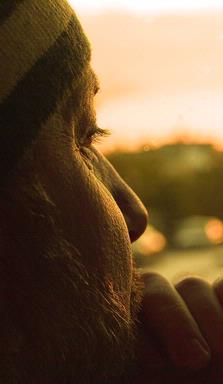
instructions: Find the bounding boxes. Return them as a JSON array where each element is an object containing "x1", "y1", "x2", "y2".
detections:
[{"x1": 69, "y1": 0, "x2": 223, "y2": 283}]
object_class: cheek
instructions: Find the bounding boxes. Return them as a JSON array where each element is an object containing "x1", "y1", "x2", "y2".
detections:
[{"x1": 48, "y1": 150, "x2": 133, "y2": 295}]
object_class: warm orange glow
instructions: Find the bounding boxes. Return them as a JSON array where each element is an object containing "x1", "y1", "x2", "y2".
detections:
[
  {"x1": 77, "y1": 11, "x2": 223, "y2": 151},
  {"x1": 133, "y1": 227, "x2": 167, "y2": 255},
  {"x1": 205, "y1": 219, "x2": 223, "y2": 244}
]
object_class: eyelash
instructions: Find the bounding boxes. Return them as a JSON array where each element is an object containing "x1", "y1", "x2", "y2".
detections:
[
  {"x1": 83, "y1": 127, "x2": 110, "y2": 147},
  {"x1": 77, "y1": 127, "x2": 110, "y2": 169}
]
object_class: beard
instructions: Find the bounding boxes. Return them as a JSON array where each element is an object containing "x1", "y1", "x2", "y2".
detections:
[{"x1": 0, "y1": 179, "x2": 143, "y2": 384}]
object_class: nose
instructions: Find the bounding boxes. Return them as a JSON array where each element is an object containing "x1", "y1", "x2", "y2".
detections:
[
  {"x1": 92, "y1": 148, "x2": 148, "y2": 242},
  {"x1": 126, "y1": 207, "x2": 148, "y2": 242},
  {"x1": 115, "y1": 188, "x2": 148, "y2": 243}
]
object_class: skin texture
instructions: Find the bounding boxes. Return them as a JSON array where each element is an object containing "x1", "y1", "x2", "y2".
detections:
[
  {"x1": 1, "y1": 64, "x2": 223, "y2": 383},
  {"x1": 32, "y1": 66, "x2": 148, "y2": 323},
  {"x1": 0, "y1": 66, "x2": 147, "y2": 383}
]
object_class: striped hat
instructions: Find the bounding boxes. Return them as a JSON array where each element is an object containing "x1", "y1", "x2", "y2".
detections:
[{"x1": 0, "y1": 0, "x2": 91, "y2": 185}]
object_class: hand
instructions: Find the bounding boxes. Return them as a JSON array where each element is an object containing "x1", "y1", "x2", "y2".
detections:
[
  {"x1": 175, "y1": 275, "x2": 223, "y2": 382},
  {"x1": 134, "y1": 272, "x2": 223, "y2": 383}
]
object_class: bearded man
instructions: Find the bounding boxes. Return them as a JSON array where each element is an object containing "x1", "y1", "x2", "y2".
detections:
[{"x1": 1, "y1": 1, "x2": 223, "y2": 383}]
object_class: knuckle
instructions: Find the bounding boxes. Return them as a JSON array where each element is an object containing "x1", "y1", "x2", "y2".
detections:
[
  {"x1": 142, "y1": 273, "x2": 177, "y2": 309},
  {"x1": 142, "y1": 272, "x2": 170, "y2": 295},
  {"x1": 213, "y1": 277, "x2": 223, "y2": 295},
  {"x1": 175, "y1": 276, "x2": 210, "y2": 293},
  {"x1": 142, "y1": 271, "x2": 167, "y2": 283}
]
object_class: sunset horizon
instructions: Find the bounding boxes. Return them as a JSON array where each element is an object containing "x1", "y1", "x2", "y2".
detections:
[{"x1": 68, "y1": 4, "x2": 223, "y2": 152}]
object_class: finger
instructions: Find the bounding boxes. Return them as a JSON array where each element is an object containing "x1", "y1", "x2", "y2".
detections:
[
  {"x1": 141, "y1": 272, "x2": 210, "y2": 371},
  {"x1": 213, "y1": 277, "x2": 223, "y2": 306},
  {"x1": 176, "y1": 277, "x2": 223, "y2": 369}
]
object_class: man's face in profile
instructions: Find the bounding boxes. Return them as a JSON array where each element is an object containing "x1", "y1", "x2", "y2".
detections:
[
  {"x1": 37, "y1": 66, "x2": 148, "y2": 304},
  {"x1": 0, "y1": 0, "x2": 148, "y2": 381},
  {"x1": 19, "y1": 65, "x2": 148, "y2": 381}
]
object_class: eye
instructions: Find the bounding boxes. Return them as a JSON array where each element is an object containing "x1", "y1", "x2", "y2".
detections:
[
  {"x1": 81, "y1": 127, "x2": 110, "y2": 147},
  {"x1": 77, "y1": 127, "x2": 110, "y2": 168}
]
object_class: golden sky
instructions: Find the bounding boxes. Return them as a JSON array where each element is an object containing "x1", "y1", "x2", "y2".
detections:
[
  {"x1": 76, "y1": 8, "x2": 223, "y2": 151},
  {"x1": 70, "y1": 0, "x2": 223, "y2": 13}
]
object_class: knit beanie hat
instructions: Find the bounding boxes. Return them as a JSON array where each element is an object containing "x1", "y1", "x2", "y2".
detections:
[{"x1": 0, "y1": 0, "x2": 91, "y2": 185}]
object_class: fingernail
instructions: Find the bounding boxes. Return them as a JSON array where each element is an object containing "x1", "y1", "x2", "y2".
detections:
[{"x1": 170, "y1": 338, "x2": 210, "y2": 370}]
